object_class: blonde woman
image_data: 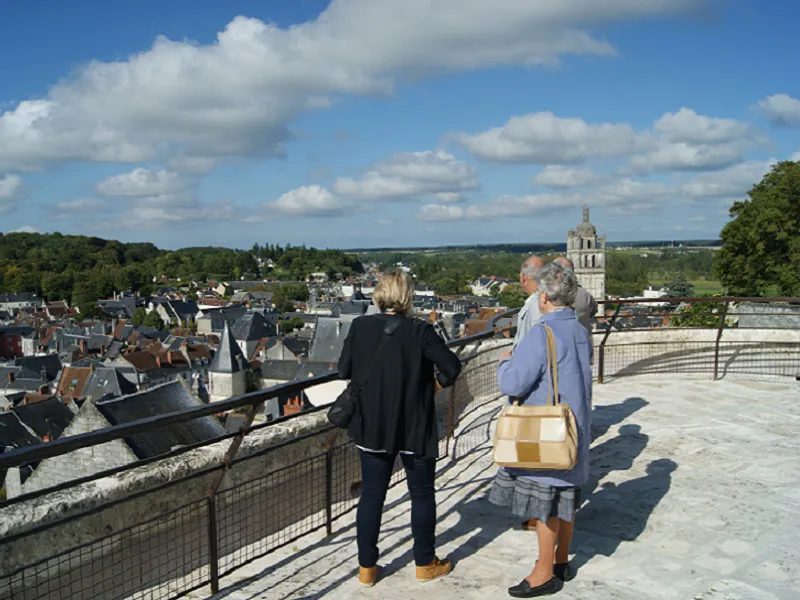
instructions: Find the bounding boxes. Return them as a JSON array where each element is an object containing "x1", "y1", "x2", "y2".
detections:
[{"x1": 338, "y1": 270, "x2": 462, "y2": 587}]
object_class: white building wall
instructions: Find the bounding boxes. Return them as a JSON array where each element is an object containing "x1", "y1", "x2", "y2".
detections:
[{"x1": 208, "y1": 370, "x2": 247, "y2": 402}]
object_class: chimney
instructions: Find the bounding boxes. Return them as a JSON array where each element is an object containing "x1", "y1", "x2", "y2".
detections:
[
  {"x1": 337, "y1": 321, "x2": 342, "y2": 336},
  {"x1": 39, "y1": 384, "x2": 48, "y2": 394},
  {"x1": 8, "y1": 372, "x2": 15, "y2": 383},
  {"x1": 79, "y1": 339, "x2": 87, "y2": 355}
]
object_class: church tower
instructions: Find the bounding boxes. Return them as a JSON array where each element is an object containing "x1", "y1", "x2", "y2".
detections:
[
  {"x1": 566, "y1": 205, "x2": 606, "y2": 310},
  {"x1": 208, "y1": 322, "x2": 248, "y2": 402}
]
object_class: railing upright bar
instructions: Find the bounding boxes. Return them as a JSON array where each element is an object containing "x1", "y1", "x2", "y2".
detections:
[
  {"x1": 598, "y1": 304, "x2": 622, "y2": 384},
  {"x1": 712, "y1": 301, "x2": 730, "y2": 381},
  {"x1": 208, "y1": 402, "x2": 262, "y2": 495},
  {"x1": 324, "y1": 430, "x2": 337, "y2": 536},
  {"x1": 207, "y1": 495, "x2": 220, "y2": 594}
]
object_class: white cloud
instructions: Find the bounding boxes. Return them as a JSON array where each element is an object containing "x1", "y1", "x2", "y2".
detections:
[
  {"x1": 461, "y1": 176, "x2": 674, "y2": 221},
  {"x1": 756, "y1": 94, "x2": 800, "y2": 127},
  {"x1": 632, "y1": 108, "x2": 765, "y2": 172},
  {"x1": 0, "y1": 174, "x2": 23, "y2": 214},
  {"x1": 269, "y1": 185, "x2": 352, "y2": 217},
  {"x1": 655, "y1": 107, "x2": 755, "y2": 145},
  {"x1": 96, "y1": 168, "x2": 189, "y2": 198},
  {"x1": 435, "y1": 192, "x2": 466, "y2": 203},
  {"x1": 792, "y1": 150, "x2": 800, "y2": 162},
  {"x1": 0, "y1": 1, "x2": 700, "y2": 171},
  {"x1": 460, "y1": 107, "x2": 765, "y2": 173},
  {"x1": 533, "y1": 165, "x2": 601, "y2": 187},
  {"x1": 333, "y1": 150, "x2": 477, "y2": 201},
  {"x1": 416, "y1": 204, "x2": 465, "y2": 221},
  {"x1": 680, "y1": 160, "x2": 773, "y2": 199},
  {"x1": 56, "y1": 198, "x2": 106, "y2": 211},
  {"x1": 9, "y1": 225, "x2": 39, "y2": 234},
  {"x1": 456, "y1": 112, "x2": 646, "y2": 164}
]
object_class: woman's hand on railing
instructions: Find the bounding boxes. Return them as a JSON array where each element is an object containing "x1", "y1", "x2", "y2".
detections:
[{"x1": 498, "y1": 350, "x2": 512, "y2": 365}]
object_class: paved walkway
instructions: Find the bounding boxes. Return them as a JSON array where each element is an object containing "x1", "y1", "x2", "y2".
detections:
[{"x1": 201, "y1": 375, "x2": 800, "y2": 600}]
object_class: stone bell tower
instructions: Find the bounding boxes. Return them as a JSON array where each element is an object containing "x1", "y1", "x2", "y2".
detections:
[{"x1": 566, "y1": 205, "x2": 606, "y2": 309}]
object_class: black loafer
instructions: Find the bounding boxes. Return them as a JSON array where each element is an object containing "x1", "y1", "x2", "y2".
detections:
[
  {"x1": 508, "y1": 577, "x2": 558, "y2": 598},
  {"x1": 553, "y1": 562, "x2": 573, "y2": 582}
]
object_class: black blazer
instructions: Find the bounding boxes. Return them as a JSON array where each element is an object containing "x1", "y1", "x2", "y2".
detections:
[{"x1": 337, "y1": 313, "x2": 462, "y2": 459}]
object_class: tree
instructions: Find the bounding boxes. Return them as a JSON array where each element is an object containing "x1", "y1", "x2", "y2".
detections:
[
  {"x1": 498, "y1": 283, "x2": 527, "y2": 309},
  {"x1": 669, "y1": 301, "x2": 728, "y2": 327},
  {"x1": 716, "y1": 161, "x2": 800, "y2": 296},
  {"x1": 143, "y1": 311, "x2": 166, "y2": 330},
  {"x1": 664, "y1": 274, "x2": 695, "y2": 298},
  {"x1": 606, "y1": 252, "x2": 649, "y2": 297},
  {"x1": 132, "y1": 307, "x2": 148, "y2": 326}
]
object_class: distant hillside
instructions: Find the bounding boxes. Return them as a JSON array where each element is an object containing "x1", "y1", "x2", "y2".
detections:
[
  {"x1": 0, "y1": 233, "x2": 361, "y2": 310},
  {"x1": 347, "y1": 239, "x2": 722, "y2": 254}
]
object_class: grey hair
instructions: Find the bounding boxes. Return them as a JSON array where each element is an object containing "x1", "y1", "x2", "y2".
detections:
[
  {"x1": 553, "y1": 256, "x2": 575, "y2": 271},
  {"x1": 536, "y1": 262, "x2": 578, "y2": 306},
  {"x1": 520, "y1": 255, "x2": 544, "y2": 280}
]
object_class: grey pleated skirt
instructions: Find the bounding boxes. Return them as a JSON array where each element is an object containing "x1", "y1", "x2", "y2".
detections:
[{"x1": 488, "y1": 468, "x2": 581, "y2": 523}]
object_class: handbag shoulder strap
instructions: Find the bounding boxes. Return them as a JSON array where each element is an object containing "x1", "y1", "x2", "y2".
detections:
[
  {"x1": 542, "y1": 324, "x2": 560, "y2": 406},
  {"x1": 351, "y1": 316, "x2": 402, "y2": 391}
]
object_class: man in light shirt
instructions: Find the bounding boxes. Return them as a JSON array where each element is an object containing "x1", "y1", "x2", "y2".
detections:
[
  {"x1": 512, "y1": 255, "x2": 545, "y2": 350},
  {"x1": 553, "y1": 256, "x2": 597, "y2": 336}
]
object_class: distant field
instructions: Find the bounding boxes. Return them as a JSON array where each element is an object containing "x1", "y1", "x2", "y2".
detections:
[{"x1": 649, "y1": 278, "x2": 724, "y2": 296}]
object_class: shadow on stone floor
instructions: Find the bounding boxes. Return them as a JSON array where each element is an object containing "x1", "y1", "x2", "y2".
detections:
[
  {"x1": 591, "y1": 396, "x2": 648, "y2": 441},
  {"x1": 572, "y1": 458, "x2": 678, "y2": 572},
  {"x1": 211, "y1": 455, "x2": 500, "y2": 600}
]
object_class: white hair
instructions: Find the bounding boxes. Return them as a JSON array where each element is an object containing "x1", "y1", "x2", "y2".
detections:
[{"x1": 536, "y1": 262, "x2": 578, "y2": 306}]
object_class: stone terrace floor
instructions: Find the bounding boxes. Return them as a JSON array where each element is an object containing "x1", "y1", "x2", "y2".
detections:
[{"x1": 200, "y1": 375, "x2": 800, "y2": 600}]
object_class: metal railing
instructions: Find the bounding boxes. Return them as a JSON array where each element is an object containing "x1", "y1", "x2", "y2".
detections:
[
  {"x1": 593, "y1": 297, "x2": 800, "y2": 383},
  {"x1": 1, "y1": 297, "x2": 798, "y2": 600},
  {"x1": 0, "y1": 311, "x2": 513, "y2": 600}
]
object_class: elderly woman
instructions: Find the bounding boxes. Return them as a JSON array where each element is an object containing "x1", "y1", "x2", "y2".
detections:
[
  {"x1": 338, "y1": 270, "x2": 462, "y2": 587},
  {"x1": 489, "y1": 262, "x2": 593, "y2": 598}
]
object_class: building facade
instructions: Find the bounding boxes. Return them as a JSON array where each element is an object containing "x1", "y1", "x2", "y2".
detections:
[{"x1": 567, "y1": 206, "x2": 606, "y2": 310}]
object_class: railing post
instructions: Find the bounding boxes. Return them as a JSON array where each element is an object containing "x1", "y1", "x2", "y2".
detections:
[
  {"x1": 324, "y1": 430, "x2": 337, "y2": 536},
  {"x1": 207, "y1": 495, "x2": 220, "y2": 594},
  {"x1": 598, "y1": 304, "x2": 622, "y2": 384},
  {"x1": 446, "y1": 385, "x2": 456, "y2": 459},
  {"x1": 712, "y1": 301, "x2": 730, "y2": 381}
]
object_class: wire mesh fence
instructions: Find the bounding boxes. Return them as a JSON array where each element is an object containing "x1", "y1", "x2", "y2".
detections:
[{"x1": 0, "y1": 499, "x2": 209, "y2": 600}]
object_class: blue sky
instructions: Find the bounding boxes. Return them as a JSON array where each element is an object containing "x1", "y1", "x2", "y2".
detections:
[{"x1": 1, "y1": 0, "x2": 798, "y2": 249}]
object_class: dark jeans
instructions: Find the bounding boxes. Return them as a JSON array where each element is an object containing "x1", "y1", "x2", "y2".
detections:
[{"x1": 357, "y1": 450, "x2": 436, "y2": 568}]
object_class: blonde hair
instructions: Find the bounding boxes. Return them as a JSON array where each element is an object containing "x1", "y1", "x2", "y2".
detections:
[{"x1": 372, "y1": 270, "x2": 413, "y2": 315}]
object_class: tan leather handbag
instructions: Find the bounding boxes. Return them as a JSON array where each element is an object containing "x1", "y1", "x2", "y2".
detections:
[{"x1": 493, "y1": 324, "x2": 579, "y2": 470}]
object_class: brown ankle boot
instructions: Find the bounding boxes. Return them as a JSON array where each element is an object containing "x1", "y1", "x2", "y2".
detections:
[
  {"x1": 415, "y1": 557, "x2": 452, "y2": 582},
  {"x1": 358, "y1": 565, "x2": 379, "y2": 587}
]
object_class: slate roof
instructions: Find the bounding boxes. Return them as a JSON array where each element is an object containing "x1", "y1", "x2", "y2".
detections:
[
  {"x1": 84, "y1": 367, "x2": 138, "y2": 401},
  {"x1": 231, "y1": 312, "x2": 276, "y2": 342},
  {"x1": 332, "y1": 300, "x2": 372, "y2": 317},
  {"x1": 13, "y1": 397, "x2": 74, "y2": 440},
  {"x1": 0, "y1": 293, "x2": 38, "y2": 304},
  {"x1": 210, "y1": 323, "x2": 248, "y2": 373},
  {"x1": 282, "y1": 337, "x2": 310, "y2": 358},
  {"x1": 96, "y1": 381, "x2": 226, "y2": 459},
  {"x1": 308, "y1": 316, "x2": 356, "y2": 363},
  {"x1": 260, "y1": 359, "x2": 301, "y2": 381},
  {"x1": 295, "y1": 361, "x2": 337, "y2": 380},
  {"x1": 15, "y1": 355, "x2": 62, "y2": 382},
  {"x1": 0, "y1": 412, "x2": 40, "y2": 451}
]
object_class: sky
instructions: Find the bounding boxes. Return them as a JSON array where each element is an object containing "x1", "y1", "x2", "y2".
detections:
[{"x1": 0, "y1": 0, "x2": 799, "y2": 250}]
